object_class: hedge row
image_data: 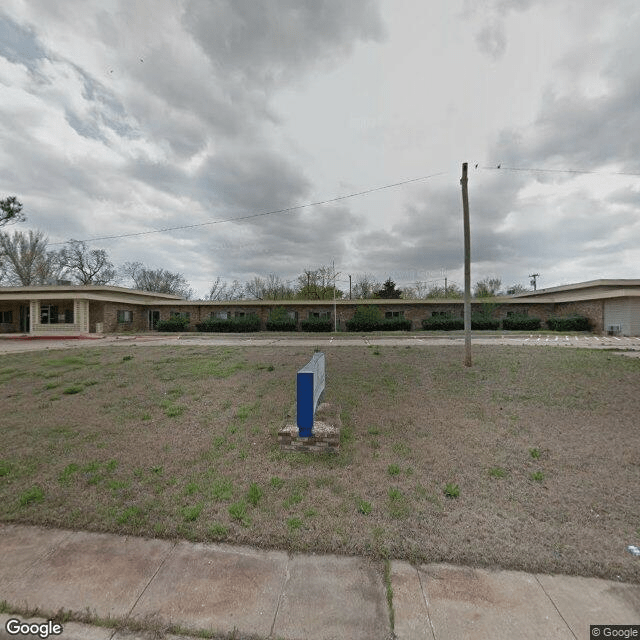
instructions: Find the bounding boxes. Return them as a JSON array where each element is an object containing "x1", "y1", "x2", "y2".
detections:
[
  {"x1": 165, "y1": 312, "x2": 591, "y2": 333},
  {"x1": 195, "y1": 316, "x2": 261, "y2": 332}
]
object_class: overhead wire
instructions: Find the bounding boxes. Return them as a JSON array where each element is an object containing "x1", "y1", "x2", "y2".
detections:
[{"x1": 49, "y1": 170, "x2": 449, "y2": 246}]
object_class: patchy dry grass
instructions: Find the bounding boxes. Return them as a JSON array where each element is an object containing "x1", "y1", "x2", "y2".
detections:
[{"x1": 1, "y1": 344, "x2": 639, "y2": 583}]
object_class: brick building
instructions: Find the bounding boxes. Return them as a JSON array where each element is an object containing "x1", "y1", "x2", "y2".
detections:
[{"x1": 0, "y1": 279, "x2": 639, "y2": 336}]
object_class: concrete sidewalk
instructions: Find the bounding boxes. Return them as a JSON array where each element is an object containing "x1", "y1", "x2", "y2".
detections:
[{"x1": 1, "y1": 524, "x2": 638, "y2": 640}]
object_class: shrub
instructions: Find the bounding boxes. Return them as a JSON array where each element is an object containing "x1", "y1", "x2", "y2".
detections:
[
  {"x1": 300, "y1": 318, "x2": 333, "y2": 332},
  {"x1": 346, "y1": 306, "x2": 411, "y2": 331},
  {"x1": 547, "y1": 315, "x2": 591, "y2": 331},
  {"x1": 382, "y1": 318, "x2": 412, "y2": 331},
  {"x1": 422, "y1": 315, "x2": 464, "y2": 331},
  {"x1": 346, "y1": 305, "x2": 384, "y2": 331},
  {"x1": 195, "y1": 316, "x2": 261, "y2": 332},
  {"x1": 470, "y1": 315, "x2": 500, "y2": 330},
  {"x1": 266, "y1": 306, "x2": 297, "y2": 331},
  {"x1": 502, "y1": 315, "x2": 542, "y2": 330},
  {"x1": 157, "y1": 317, "x2": 190, "y2": 332}
]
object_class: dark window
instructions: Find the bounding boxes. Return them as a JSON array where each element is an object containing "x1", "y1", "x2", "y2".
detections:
[
  {"x1": 40, "y1": 305, "x2": 59, "y2": 324},
  {"x1": 0, "y1": 310, "x2": 13, "y2": 323},
  {"x1": 117, "y1": 310, "x2": 133, "y2": 323},
  {"x1": 64, "y1": 309, "x2": 74, "y2": 323},
  {"x1": 385, "y1": 311, "x2": 404, "y2": 319},
  {"x1": 170, "y1": 311, "x2": 190, "y2": 320},
  {"x1": 309, "y1": 311, "x2": 331, "y2": 319}
]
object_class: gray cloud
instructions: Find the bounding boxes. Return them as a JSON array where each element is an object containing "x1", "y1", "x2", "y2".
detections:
[{"x1": 182, "y1": 0, "x2": 384, "y2": 89}]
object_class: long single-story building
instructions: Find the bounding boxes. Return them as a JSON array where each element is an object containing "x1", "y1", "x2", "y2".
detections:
[{"x1": 0, "y1": 279, "x2": 639, "y2": 336}]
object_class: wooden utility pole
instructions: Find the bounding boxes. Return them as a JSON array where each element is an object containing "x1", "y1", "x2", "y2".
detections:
[{"x1": 461, "y1": 162, "x2": 472, "y2": 367}]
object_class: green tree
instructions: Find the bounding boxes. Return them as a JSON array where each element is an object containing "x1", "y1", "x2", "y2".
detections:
[
  {"x1": 474, "y1": 277, "x2": 502, "y2": 298},
  {"x1": 0, "y1": 196, "x2": 25, "y2": 227},
  {"x1": 375, "y1": 278, "x2": 402, "y2": 299}
]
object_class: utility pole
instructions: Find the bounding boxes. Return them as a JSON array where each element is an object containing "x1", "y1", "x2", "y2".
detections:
[
  {"x1": 444, "y1": 277, "x2": 447, "y2": 296},
  {"x1": 461, "y1": 162, "x2": 472, "y2": 367},
  {"x1": 529, "y1": 273, "x2": 540, "y2": 291},
  {"x1": 349, "y1": 274, "x2": 352, "y2": 300}
]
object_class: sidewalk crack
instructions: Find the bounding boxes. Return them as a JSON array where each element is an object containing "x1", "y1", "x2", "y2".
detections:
[
  {"x1": 534, "y1": 575, "x2": 578, "y2": 640},
  {"x1": 123, "y1": 539, "x2": 177, "y2": 622},
  {"x1": 270, "y1": 553, "x2": 290, "y2": 638},
  {"x1": 416, "y1": 567, "x2": 437, "y2": 640}
]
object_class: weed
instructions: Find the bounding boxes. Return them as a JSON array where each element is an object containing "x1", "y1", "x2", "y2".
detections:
[
  {"x1": 181, "y1": 503, "x2": 203, "y2": 522},
  {"x1": 211, "y1": 478, "x2": 234, "y2": 501},
  {"x1": 208, "y1": 523, "x2": 228, "y2": 539},
  {"x1": 165, "y1": 405, "x2": 185, "y2": 418},
  {"x1": 529, "y1": 448, "x2": 541, "y2": 459},
  {"x1": 105, "y1": 460, "x2": 118, "y2": 472},
  {"x1": 141, "y1": 413, "x2": 152, "y2": 421},
  {"x1": 19, "y1": 486, "x2": 44, "y2": 506},
  {"x1": 287, "y1": 517, "x2": 303, "y2": 531},
  {"x1": 247, "y1": 483, "x2": 263, "y2": 506},
  {"x1": 392, "y1": 442, "x2": 411, "y2": 457},
  {"x1": 304, "y1": 508, "x2": 317, "y2": 517},
  {"x1": 368, "y1": 426, "x2": 381, "y2": 436},
  {"x1": 45, "y1": 382, "x2": 59, "y2": 390},
  {"x1": 116, "y1": 506, "x2": 144, "y2": 526},
  {"x1": 489, "y1": 467, "x2": 507, "y2": 478},
  {"x1": 388, "y1": 464, "x2": 400, "y2": 476},
  {"x1": 387, "y1": 487, "x2": 410, "y2": 519},
  {"x1": 184, "y1": 481, "x2": 199, "y2": 496},
  {"x1": 384, "y1": 558, "x2": 395, "y2": 631},
  {"x1": 122, "y1": 355, "x2": 134, "y2": 361},
  {"x1": 530, "y1": 471, "x2": 544, "y2": 482},
  {"x1": 358, "y1": 499, "x2": 373, "y2": 515},
  {"x1": 229, "y1": 501, "x2": 250, "y2": 526},
  {"x1": 283, "y1": 492, "x2": 303, "y2": 509},
  {"x1": 270, "y1": 476, "x2": 285, "y2": 489},
  {"x1": 58, "y1": 463, "x2": 80, "y2": 484},
  {"x1": 443, "y1": 483, "x2": 460, "y2": 498},
  {"x1": 0, "y1": 460, "x2": 11, "y2": 477},
  {"x1": 63, "y1": 385, "x2": 83, "y2": 395}
]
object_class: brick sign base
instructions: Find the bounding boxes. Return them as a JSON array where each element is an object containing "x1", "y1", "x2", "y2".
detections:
[{"x1": 278, "y1": 403, "x2": 341, "y2": 453}]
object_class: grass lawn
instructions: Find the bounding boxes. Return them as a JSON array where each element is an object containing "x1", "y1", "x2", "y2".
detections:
[{"x1": 1, "y1": 344, "x2": 639, "y2": 583}]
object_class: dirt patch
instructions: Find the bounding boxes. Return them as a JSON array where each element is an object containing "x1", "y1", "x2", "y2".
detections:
[{"x1": 1, "y1": 344, "x2": 638, "y2": 583}]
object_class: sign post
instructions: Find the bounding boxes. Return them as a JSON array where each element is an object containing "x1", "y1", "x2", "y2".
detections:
[{"x1": 296, "y1": 352, "x2": 326, "y2": 437}]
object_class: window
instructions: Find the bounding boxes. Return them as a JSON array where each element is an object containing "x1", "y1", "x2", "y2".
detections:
[
  {"x1": 170, "y1": 311, "x2": 190, "y2": 320},
  {"x1": 40, "y1": 305, "x2": 58, "y2": 324},
  {"x1": 431, "y1": 311, "x2": 451, "y2": 317},
  {"x1": 117, "y1": 310, "x2": 133, "y2": 323},
  {"x1": 287, "y1": 311, "x2": 298, "y2": 321},
  {"x1": 211, "y1": 311, "x2": 228, "y2": 320},
  {"x1": 64, "y1": 309, "x2": 74, "y2": 323},
  {"x1": 385, "y1": 311, "x2": 404, "y2": 319},
  {"x1": 235, "y1": 311, "x2": 245, "y2": 318},
  {"x1": 309, "y1": 311, "x2": 331, "y2": 319},
  {"x1": 506, "y1": 310, "x2": 527, "y2": 317},
  {"x1": 0, "y1": 310, "x2": 13, "y2": 323}
]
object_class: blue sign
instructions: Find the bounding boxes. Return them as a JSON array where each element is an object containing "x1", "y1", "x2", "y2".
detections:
[{"x1": 296, "y1": 352, "x2": 326, "y2": 437}]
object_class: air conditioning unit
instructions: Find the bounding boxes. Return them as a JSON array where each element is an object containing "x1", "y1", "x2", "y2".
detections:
[{"x1": 606, "y1": 324, "x2": 621, "y2": 336}]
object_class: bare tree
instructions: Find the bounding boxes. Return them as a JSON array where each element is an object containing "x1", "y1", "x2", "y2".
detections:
[
  {"x1": 474, "y1": 277, "x2": 502, "y2": 298},
  {"x1": 351, "y1": 273, "x2": 380, "y2": 299},
  {"x1": 244, "y1": 276, "x2": 266, "y2": 300},
  {"x1": 296, "y1": 265, "x2": 343, "y2": 299},
  {"x1": 426, "y1": 283, "x2": 463, "y2": 299},
  {"x1": 121, "y1": 261, "x2": 193, "y2": 298},
  {"x1": 59, "y1": 240, "x2": 118, "y2": 285},
  {"x1": 263, "y1": 273, "x2": 295, "y2": 300},
  {"x1": 209, "y1": 277, "x2": 245, "y2": 301},
  {"x1": 0, "y1": 229, "x2": 65, "y2": 285},
  {"x1": 506, "y1": 283, "x2": 529, "y2": 295},
  {"x1": 0, "y1": 196, "x2": 25, "y2": 227}
]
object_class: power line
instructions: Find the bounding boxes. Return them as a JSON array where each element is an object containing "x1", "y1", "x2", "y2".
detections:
[
  {"x1": 481, "y1": 165, "x2": 640, "y2": 177},
  {"x1": 49, "y1": 170, "x2": 448, "y2": 246}
]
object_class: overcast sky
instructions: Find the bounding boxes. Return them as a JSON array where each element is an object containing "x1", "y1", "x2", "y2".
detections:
[{"x1": 1, "y1": 0, "x2": 639, "y2": 298}]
